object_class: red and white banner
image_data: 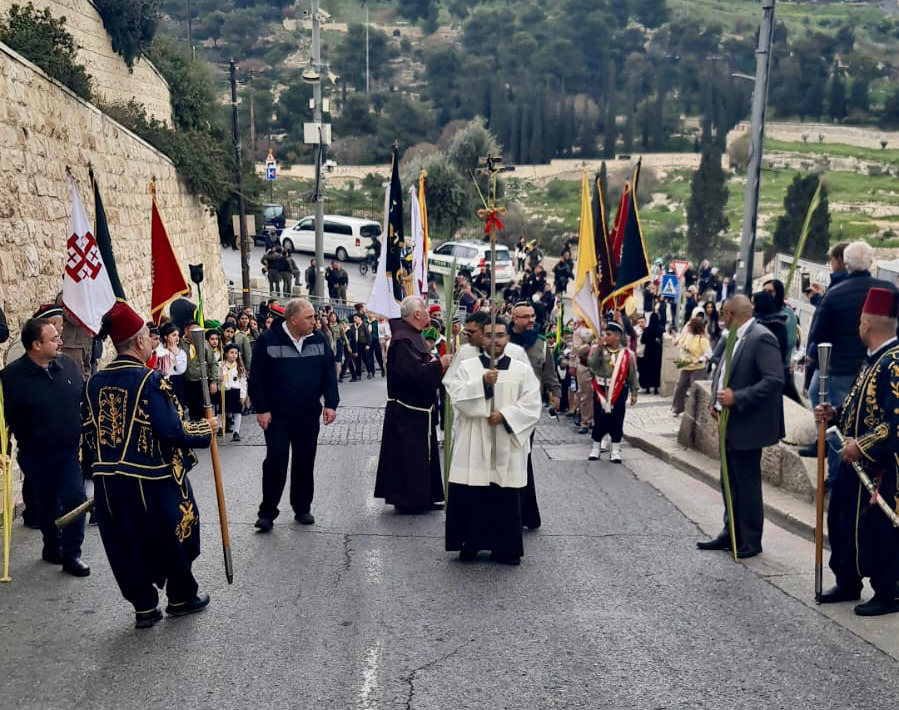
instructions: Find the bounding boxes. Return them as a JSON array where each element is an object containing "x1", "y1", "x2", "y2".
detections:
[{"x1": 62, "y1": 174, "x2": 116, "y2": 335}]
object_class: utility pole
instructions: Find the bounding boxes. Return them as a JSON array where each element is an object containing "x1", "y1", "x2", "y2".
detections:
[
  {"x1": 310, "y1": 0, "x2": 326, "y2": 299},
  {"x1": 186, "y1": 0, "x2": 194, "y2": 61},
  {"x1": 248, "y1": 72, "x2": 256, "y2": 158},
  {"x1": 735, "y1": 0, "x2": 775, "y2": 294},
  {"x1": 230, "y1": 59, "x2": 251, "y2": 310},
  {"x1": 365, "y1": 7, "x2": 370, "y2": 95}
]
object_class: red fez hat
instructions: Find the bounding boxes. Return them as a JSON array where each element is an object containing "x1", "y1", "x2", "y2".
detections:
[
  {"x1": 269, "y1": 303, "x2": 285, "y2": 316},
  {"x1": 862, "y1": 287, "x2": 899, "y2": 318},
  {"x1": 428, "y1": 304, "x2": 441, "y2": 314},
  {"x1": 107, "y1": 302, "x2": 146, "y2": 344}
]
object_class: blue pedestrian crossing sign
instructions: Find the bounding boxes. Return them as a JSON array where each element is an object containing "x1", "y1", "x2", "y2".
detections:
[
  {"x1": 661, "y1": 273, "x2": 679, "y2": 299},
  {"x1": 266, "y1": 163, "x2": 277, "y2": 181}
]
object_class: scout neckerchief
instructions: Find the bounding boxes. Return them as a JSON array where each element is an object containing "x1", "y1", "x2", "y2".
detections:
[{"x1": 592, "y1": 347, "x2": 631, "y2": 413}]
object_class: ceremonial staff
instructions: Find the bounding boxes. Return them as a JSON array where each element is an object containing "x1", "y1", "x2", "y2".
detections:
[
  {"x1": 475, "y1": 153, "x2": 509, "y2": 368},
  {"x1": 814, "y1": 343, "x2": 832, "y2": 602},
  {"x1": 190, "y1": 264, "x2": 234, "y2": 584}
]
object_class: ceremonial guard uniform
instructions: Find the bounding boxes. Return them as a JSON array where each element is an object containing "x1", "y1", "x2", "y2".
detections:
[
  {"x1": 819, "y1": 288, "x2": 899, "y2": 616},
  {"x1": 586, "y1": 322, "x2": 638, "y2": 463},
  {"x1": 83, "y1": 303, "x2": 216, "y2": 628}
]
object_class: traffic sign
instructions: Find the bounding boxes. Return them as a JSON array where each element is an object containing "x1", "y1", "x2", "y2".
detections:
[
  {"x1": 671, "y1": 260, "x2": 689, "y2": 280},
  {"x1": 661, "y1": 274, "x2": 679, "y2": 299},
  {"x1": 266, "y1": 164, "x2": 276, "y2": 181}
]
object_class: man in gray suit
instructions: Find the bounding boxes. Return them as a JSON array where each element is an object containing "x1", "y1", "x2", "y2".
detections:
[{"x1": 698, "y1": 295, "x2": 785, "y2": 558}]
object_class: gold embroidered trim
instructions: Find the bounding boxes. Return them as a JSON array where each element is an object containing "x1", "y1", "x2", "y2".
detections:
[
  {"x1": 175, "y1": 501, "x2": 198, "y2": 542},
  {"x1": 98, "y1": 386, "x2": 128, "y2": 448}
]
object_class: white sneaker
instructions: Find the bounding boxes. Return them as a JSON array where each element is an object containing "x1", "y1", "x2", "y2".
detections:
[
  {"x1": 588, "y1": 442, "x2": 601, "y2": 461},
  {"x1": 610, "y1": 444, "x2": 622, "y2": 463}
]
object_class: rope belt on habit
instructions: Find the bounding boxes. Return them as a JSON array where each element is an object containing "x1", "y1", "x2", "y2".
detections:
[{"x1": 387, "y1": 398, "x2": 434, "y2": 462}]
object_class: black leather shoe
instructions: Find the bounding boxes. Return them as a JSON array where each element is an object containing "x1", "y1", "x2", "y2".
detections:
[
  {"x1": 166, "y1": 592, "x2": 210, "y2": 617},
  {"x1": 135, "y1": 608, "x2": 163, "y2": 629},
  {"x1": 62, "y1": 558, "x2": 91, "y2": 577},
  {"x1": 294, "y1": 512, "x2": 315, "y2": 525},
  {"x1": 736, "y1": 545, "x2": 762, "y2": 559},
  {"x1": 696, "y1": 533, "x2": 732, "y2": 551},
  {"x1": 819, "y1": 584, "x2": 862, "y2": 604},
  {"x1": 489, "y1": 552, "x2": 521, "y2": 566},
  {"x1": 254, "y1": 517, "x2": 274, "y2": 533},
  {"x1": 41, "y1": 548, "x2": 64, "y2": 564},
  {"x1": 459, "y1": 546, "x2": 478, "y2": 562},
  {"x1": 854, "y1": 594, "x2": 899, "y2": 617}
]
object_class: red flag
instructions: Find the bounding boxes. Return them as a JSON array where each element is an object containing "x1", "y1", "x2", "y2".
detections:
[
  {"x1": 150, "y1": 187, "x2": 190, "y2": 325},
  {"x1": 608, "y1": 182, "x2": 630, "y2": 270}
]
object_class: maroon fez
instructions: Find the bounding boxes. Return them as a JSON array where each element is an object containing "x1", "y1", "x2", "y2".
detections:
[
  {"x1": 862, "y1": 287, "x2": 899, "y2": 319},
  {"x1": 107, "y1": 302, "x2": 146, "y2": 344}
]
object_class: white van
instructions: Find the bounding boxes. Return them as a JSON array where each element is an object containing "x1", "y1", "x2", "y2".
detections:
[{"x1": 280, "y1": 215, "x2": 381, "y2": 261}]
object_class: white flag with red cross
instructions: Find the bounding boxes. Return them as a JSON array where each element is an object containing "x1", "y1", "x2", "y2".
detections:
[{"x1": 61, "y1": 173, "x2": 116, "y2": 335}]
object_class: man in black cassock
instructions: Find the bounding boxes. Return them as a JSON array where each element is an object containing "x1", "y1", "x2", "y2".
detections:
[{"x1": 374, "y1": 296, "x2": 453, "y2": 513}]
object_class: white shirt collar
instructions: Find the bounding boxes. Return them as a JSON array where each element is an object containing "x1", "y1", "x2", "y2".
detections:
[
  {"x1": 736, "y1": 317, "x2": 755, "y2": 339},
  {"x1": 282, "y1": 322, "x2": 312, "y2": 350}
]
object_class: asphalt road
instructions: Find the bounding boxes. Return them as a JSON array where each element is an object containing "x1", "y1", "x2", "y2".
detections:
[{"x1": 1, "y1": 375, "x2": 898, "y2": 708}]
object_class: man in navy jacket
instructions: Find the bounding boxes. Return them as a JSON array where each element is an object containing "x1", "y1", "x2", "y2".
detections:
[{"x1": 249, "y1": 298, "x2": 339, "y2": 532}]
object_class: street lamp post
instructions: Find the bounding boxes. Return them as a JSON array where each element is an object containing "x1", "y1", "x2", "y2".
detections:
[{"x1": 735, "y1": 0, "x2": 776, "y2": 295}]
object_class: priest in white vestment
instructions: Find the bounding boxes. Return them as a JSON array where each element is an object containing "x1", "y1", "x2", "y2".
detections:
[{"x1": 443, "y1": 317, "x2": 543, "y2": 565}]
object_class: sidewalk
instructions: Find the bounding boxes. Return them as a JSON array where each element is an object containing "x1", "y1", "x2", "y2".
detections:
[{"x1": 622, "y1": 392, "x2": 820, "y2": 543}]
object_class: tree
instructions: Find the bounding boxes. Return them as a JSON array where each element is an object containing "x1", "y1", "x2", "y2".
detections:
[
  {"x1": 93, "y1": 0, "x2": 161, "y2": 68},
  {"x1": 827, "y1": 64, "x2": 847, "y2": 122},
  {"x1": 147, "y1": 36, "x2": 217, "y2": 132},
  {"x1": 402, "y1": 152, "x2": 468, "y2": 239},
  {"x1": 334, "y1": 92, "x2": 377, "y2": 137},
  {"x1": 880, "y1": 87, "x2": 899, "y2": 129},
  {"x1": 332, "y1": 24, "x2": 391, "y2": 92},
  {"x1": 686, "y1": 141, "x2": 728, "y2": 260},
  {"x1": 772, "y1": 174, "x2": 830, "y2": 261}
]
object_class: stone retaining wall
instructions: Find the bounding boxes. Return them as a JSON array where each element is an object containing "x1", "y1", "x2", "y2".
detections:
[
  {"x1": 0, "y1": 0, "x2": 172, "y2": 125},
  {"x1": 0, "y1": 42, "x2": 227, "y2": 354},
  {"x1": 676, "y1": 380, "x2": 816, "y2": 502}
]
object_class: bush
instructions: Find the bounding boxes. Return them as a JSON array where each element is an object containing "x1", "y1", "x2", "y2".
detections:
[
  {"x1": 0, "y1": 3, "x2": 92, "y2": 100},
  {"x1": 93, "y1": 0, "x2": 161, "y2": 69},
  {"x1": 101, "y1": 99, "x2": 229, "y2": 207}
]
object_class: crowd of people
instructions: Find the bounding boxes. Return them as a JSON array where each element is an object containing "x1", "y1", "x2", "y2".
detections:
[{"x1": 4, "y1": 230, "x2": 899, "y2": 630}]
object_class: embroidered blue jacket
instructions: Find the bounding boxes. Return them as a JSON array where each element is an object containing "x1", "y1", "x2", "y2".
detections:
[{"x1": 82, "y1": 355, "x2": 213, "y2": 483}]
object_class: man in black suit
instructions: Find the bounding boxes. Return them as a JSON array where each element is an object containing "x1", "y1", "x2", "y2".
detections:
[{"x1": 698, "y1": 295, "x2": 785, "y2": 559}]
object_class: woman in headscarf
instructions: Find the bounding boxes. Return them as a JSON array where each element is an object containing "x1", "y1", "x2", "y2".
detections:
[
  {"x1": 753, "y1": 290, "x2": 800, "y2": 403},
  {"x1": 763, "y1": 278, "x2": 801, "y2": 402}
]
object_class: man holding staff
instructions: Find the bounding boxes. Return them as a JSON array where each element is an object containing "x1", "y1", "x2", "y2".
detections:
[
  {"x1": 83, "y1": 302, "x2": 218, "y2": 629},
  {"x1": 814, "y1": 287, "x2": 899, "y2": 616}
]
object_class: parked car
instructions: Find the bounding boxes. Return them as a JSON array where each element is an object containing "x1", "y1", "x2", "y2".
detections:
[
  {"x1": 427, "y1": 240, "x2": 515, "y2": 285},
  {"x1": 279, "y1": 215, "x2": 381, "y2": 261},
  {"x1": 263, "y1": 203, "x2": 286, "y2": 231}
]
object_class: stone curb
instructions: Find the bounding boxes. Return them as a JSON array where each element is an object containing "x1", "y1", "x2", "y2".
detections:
[{"x1": 624, "y1": 425, "x2": 828, "y2": 547}]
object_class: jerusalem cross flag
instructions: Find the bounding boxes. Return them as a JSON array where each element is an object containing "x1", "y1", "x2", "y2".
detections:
[{"x1": 61, "y1": 171, "x2": 116, "y2": 335}]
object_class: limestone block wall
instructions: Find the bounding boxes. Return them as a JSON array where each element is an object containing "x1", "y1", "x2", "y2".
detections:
[
  {"x1": 0, "y1": 42, "x2": 227, "y2": 355},
  {"x1": 0, "y1": 0, "x2": 172, "y2": 125}
]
